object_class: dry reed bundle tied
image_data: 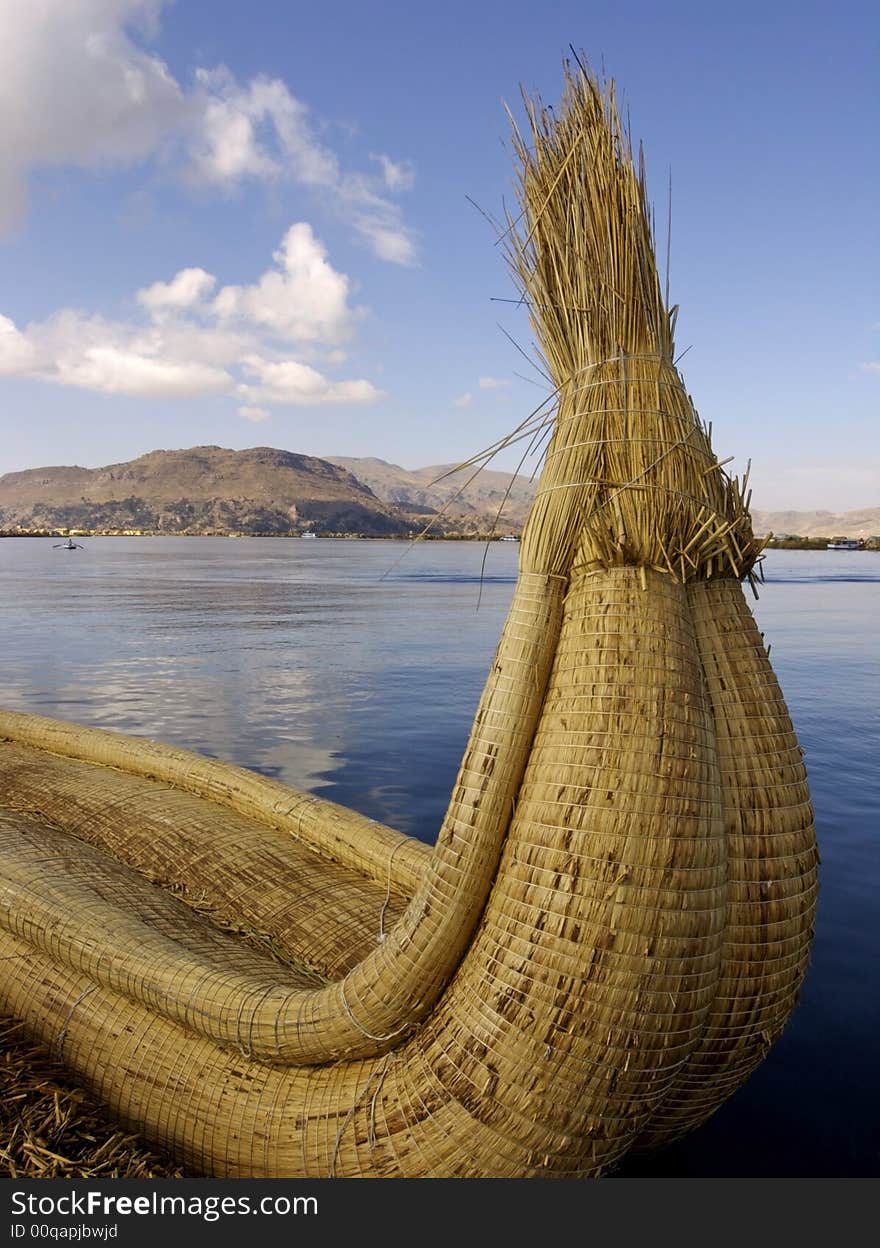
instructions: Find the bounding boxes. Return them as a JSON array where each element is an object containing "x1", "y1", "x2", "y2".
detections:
[
  {"x1": 501, "y1": 64, "x2": 762, "y2": 587},
  {"x1": 0, "y1": 59, "x2": 816, "y2": 1177}
]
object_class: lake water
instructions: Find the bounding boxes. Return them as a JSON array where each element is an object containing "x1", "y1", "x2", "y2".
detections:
[{"x1": 1, "y1": 537, "x2": 877, "y2": 1177}]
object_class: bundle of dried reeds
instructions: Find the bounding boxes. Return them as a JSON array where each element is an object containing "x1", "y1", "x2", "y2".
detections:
[
  {"x1": 502, "y1": 67, "x2": 761, "y2": 586},
  {"x1": 0, "y1": 60, "x2": 817, "y2": 1177}
]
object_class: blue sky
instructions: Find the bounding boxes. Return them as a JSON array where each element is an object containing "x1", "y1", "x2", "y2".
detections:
[{"x1": 0, "y1": 0, "x2": 876, "y2": 511}]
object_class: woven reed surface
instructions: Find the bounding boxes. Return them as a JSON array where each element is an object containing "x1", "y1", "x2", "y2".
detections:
[
  {"x1": 0, "y1": 809, "x2": 348, "y2": 1060},
  {"x1": 633, "y1": 579, "x2": 818, "y2": 1150},
  {"x1": 351, "y1": 567, "x2": 726, "y2": 1175},
  {"x1": 0, "y1": 565, "x2": 815, "y2": 1176},
  {"x1": 0, "y1": 709, "x2": 429, "y2": 897},
  {"x1": 317, "y1": 567, "x2": 721, "y2": 1176},
  {"x1": 0, "y1": 741, "x2": 407, "y2": 982},
  {"x1": 0, "y1": 571, "x2": 564, "y2": 1064}
]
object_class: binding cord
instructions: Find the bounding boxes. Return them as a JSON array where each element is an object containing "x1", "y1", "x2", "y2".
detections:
[{"x1": 328, "y1": 1052, "x2": 396, "y2": 1177}]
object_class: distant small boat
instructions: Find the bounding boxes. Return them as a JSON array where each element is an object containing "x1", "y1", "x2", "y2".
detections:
[
  {"x1": 52, "y1": 538, "x2": 84, "y2": 550},
  {"x1": 300, "y1": 532, "x2": 317, "y2": 540},
  {"x1": 500, "y1": 535, "x2": 519, "y2": 542},
  {"x1": 826, "y1": 538, "x2": 861, "y2": 551}
]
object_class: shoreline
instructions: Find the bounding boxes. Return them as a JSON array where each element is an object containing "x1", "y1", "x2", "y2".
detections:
[
  {"x1": 0, "y1": 530, "x2": 519, "y2": 542},
  {"x1": 3, "y1": 530, "x2": 877, "y2": 551}
]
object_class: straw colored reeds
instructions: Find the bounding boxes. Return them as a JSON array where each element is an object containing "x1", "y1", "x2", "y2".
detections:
[
  {"x1": 0, "y1": 1017, "x2": 183, "y2": 1178},
  {"x1": 0, "y1": 60, "x2": 817, "y2": 1177}
]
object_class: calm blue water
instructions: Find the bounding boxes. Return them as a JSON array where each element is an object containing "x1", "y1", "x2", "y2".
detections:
[{"x1": 1, "y1": 537, "x2": 877, "y2": 1176}]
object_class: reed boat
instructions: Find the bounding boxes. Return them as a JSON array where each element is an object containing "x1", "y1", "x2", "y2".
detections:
[{"x1": 0, "y1": 64, "x2": 818, "y2": 1178}]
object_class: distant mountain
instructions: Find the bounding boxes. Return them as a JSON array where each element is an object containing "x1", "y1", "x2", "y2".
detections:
[
  {"x1": 0, "y1": 446, "x2": 410, "y2": 537},
  {"x1": 331, "y1": 458, "x2": 880, "y2": 540},
  {"x1": 326, "y1": 456, "x2": 535, "y2": 534},
  {"x1": 751, "y1": 507, "x2": 880, "y2": 539},
  {"x1": 2, "y1": 444, "x2": 876, "y2": 541}
]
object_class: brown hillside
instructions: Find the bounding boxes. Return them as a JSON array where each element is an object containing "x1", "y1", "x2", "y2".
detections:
[
  {"x1": 3, "y1": 445, "x2": 875, "y2": 540},
  {"x1": 0, "y1": 446, "x2": 409, "y2": 536},
  {"x1": 751, "y1": 507, "x2": 880, "y2": 540},
  {"x1": 327, "y1": 456, "x2": 536, "y2": 533}
]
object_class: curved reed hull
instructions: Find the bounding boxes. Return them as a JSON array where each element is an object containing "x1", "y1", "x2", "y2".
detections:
[
  {"x1": 633, "y1": 579, "x2": 818, "y2": 1150},
  {"x1": 0, "y1": 570, "x2": 817, "y2": 1176}
]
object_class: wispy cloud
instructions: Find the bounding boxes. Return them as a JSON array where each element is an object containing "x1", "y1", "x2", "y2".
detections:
[
  {"x1": 138, "y1": 268, "x2": 217, "y2": 314},
  {"x1": 453, "y1": 392, "x2": 473, "y2": 408},
  {"x1": 0, "y1": 0, "x2": 417, "y2": 263},
  {"x1": 238, "y1": 405, "x2": 270, "y2": 423},
  {"x1": 859, "y1": 361, "x2": 880, "y2": 373},
  {"x1": 478, "y1": 376, "x2": 509, "y2": 389},
  {"x1": 371, "y1": 153, "x2": 416, "y2": 193},
  {"x1": 189, "y1": 68, "x2": 418, "y2": 264},
  {"x1": 0, "y1": 224, "x2": 383, "y2": 407}
]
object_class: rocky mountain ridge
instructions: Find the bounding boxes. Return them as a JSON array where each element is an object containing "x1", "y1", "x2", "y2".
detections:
[
  {"x1": 325, "y1": 456, "x2": 533, "y2": 532},
  {"x1": 1, "y1": 446, "x2": 876, "y2": 539},
  {"x1": 0, "y1": 446, "x2": 407, "y2": 537},
  {"x1": 750, "y1": 506, "x2": 880, "y2": 540}
]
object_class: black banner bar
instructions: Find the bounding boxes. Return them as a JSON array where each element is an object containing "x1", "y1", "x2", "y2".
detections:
[{"x1": 2, "y1": 1177, "x2": 874, "y2": 1246}]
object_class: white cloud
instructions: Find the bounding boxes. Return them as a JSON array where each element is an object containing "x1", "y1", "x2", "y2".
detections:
[
  {"x1": 190, "y1": 69, "x2": 285, "y2": 183},
  {"x1": 353, "y1": 219, "x2": 416, "y2": 266},
  {"x1": 0, "y1": 225, "x2": 381, "y2": 406},
  {"x1": 241, "y1": 357, "x2": 382, "y2": 406},
  {"x1": 0, "y1": 1, "x2": 184, "y2": 233},
  {"x1": 453, "y1": 392, "x2": 473, "y2": 407},
  {"x1": 0, "y1": 2, "x2": 417, "y2": 261},
  {"x1": 189, "y1": 73, "x2": 419, "y2": 264},
  {"x1": 336, "y1": 175, "x2": 417, "y2": 264},
  {"x1": 0, "y1": 305, "x2": 236, "y2": 397},
  {"x1": 0, "y1": 315, "x2": 37, "y2": 374},
  {"x1": 479, "y1": 376, "x2": 509, "y2": 389},
  {"x1": 238, "y1": 405, "x2": 270, "y2": 422},
  {"x1": 371, "y1": 153, "x2": 415, "y2": 193},
  {"x1": 190, "y1": 75, "x2": 419, "y2": 264},
  {"x1": 57, "y1": 346, "x2": 231, "y2": 398},
  {"x1": 190, "y1": 68, "x2": 336, "y2": 189},
  {"x1": 212, "y1": 223, "x2": 356, "y2": 343},
  {"x1": 859, "y1": 361, "x2": 880, "y2": 373},
  {"x1": 187, "y1": 74, "x2": 417, "y2": 263},
  {"x1": 137, "y1": 267, "x2": 217, "y2": 313}
]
